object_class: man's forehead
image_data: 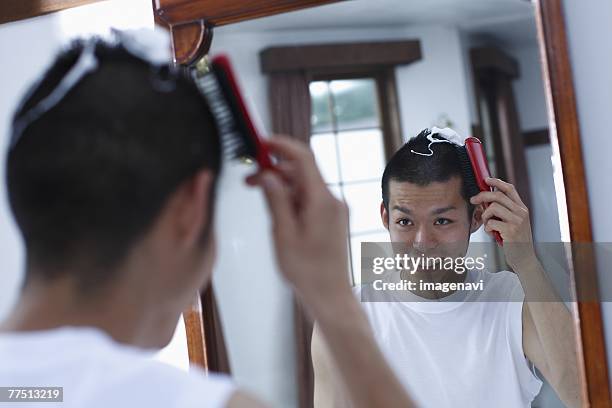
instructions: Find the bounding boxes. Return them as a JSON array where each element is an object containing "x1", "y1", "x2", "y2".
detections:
[{"x1": 388, "y1": 177, "x2": 464, "y2": 208}]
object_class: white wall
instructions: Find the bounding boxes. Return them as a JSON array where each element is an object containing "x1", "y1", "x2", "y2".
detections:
[
  {"x1": 0, "y1": 15, "x2": 62, "y2": 321},
  {"x1": 212, "y1": 162, "x2": 297, "y2": 407},
  {"x1": 562, "y1": 0, "x2": 612, "y2": 385},
  {"x1": 397, "y1": 26, "x2": 473, "y2": 138},
  {"x1": 506, "y1": 44, "x2": 562, "y2": 243},
  {"x1": 508, "y1": 45, "x2": 549, "y2": 133}
]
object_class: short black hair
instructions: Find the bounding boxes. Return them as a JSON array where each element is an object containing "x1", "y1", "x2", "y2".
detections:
[
  {"x1": 6, "y1": 39, "x2": 220, "y2": 289},
  {"x1": 381, "y1": 128, "x2": 474, "y2": 215}
]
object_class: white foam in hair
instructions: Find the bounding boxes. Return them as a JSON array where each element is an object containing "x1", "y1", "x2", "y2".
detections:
[
  {"x1": 111, "y1": 28, "x2": 172, "y2": 66},
  {"x1": 410, "y1": 127, "x2": 467, "y2": 156},
  {"x1": 10, "y1": 28, "x2": 176, "y2": 150}
]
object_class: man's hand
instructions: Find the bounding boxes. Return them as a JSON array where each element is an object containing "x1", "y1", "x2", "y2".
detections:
[
  {"x1": 471, "y1": 177, "x2": 580, "y2": 407},
  {"x1": 469, "y1": 177, "x2": 536, "y2": 269},
  {"x1": 246, "y1": 136, "x2": 353, "y2": 313}
]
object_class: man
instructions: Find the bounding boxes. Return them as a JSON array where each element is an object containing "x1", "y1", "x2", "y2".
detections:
[
  {"x1": 0, "y1": 36, "x2": 414, "y2": 408},
  {"x1": 312, "y1": 129, "x2": 580, "y2": 407}
]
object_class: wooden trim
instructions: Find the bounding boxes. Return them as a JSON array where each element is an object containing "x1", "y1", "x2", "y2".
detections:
[
  {"x1": 376, "y1": 68, "x2": 404, "y2": 159},
  {"x1": 294, "y1": 299, "x2": 314, "y2": 408},
  {"x1": 261, "y1": 41, "x2": 422, "y2": 73},
  {"x1": 200, "y1": 286, "x2": 231, "y2": 373},
  {"x1": 0, "y1": 0, "x2": 108, "y2": 25},
  {"x1": 183, "y1": 295, "x2": 208, "y2": 369},
  {"x1": 154, "y1": 0, "x2": 344, "y2": 27},
  {"x1": 154, "y1": 0, "x2": 345, "y2": 65},
  {"x1": 524, "y1": 129, "x2": 550, "y2": 146},
  {"x1": 471, "y1": 47, "x2": 520, "y2": 79},
  {"x1": 535, "y1": 0, "x2": 611, "y2": 406},
  {"x1": 168, "y1": 20, "x2": 213, "y2": 66}
]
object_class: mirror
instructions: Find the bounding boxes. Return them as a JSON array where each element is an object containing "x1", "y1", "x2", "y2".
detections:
[
  {"x1": 203, "y1": 0, "x2": 587, "y2": 407},
  {"x1": 0, "y1": 0, "x2": 606, "y2": 407}
]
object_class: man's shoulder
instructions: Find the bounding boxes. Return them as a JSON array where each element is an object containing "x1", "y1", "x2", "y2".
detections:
[
  {"x1": 0, "y1": 327, "x2": 237, "y2": 407},
  {"x1": 102, "y1": 342, "x2": 232, "y2": 387},
  {"x1": 87, "y1": 345, "x2": 236, "y2": 406}
]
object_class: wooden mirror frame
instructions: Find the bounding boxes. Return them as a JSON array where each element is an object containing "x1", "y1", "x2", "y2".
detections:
[
  {"x1": 170, "y1": 0, "x2": 610, "y2": 404},
  {"x1": 152, "y1": 0, "x2": 344, "y2": 65},
  {"x1": 534, "y1": 1, "x2": 610, "y2": 405},
  {"x1": 0, "y1": 0, "x2": 608, "y2": 405}
]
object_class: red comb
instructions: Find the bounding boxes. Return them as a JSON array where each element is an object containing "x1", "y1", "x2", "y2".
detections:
[{"x1": 464, "y1": 137, "x2": 503, "y2": 246}]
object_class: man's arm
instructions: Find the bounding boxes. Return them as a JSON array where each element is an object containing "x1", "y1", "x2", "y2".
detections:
[
  {"x1": 312, "y1": 323, "x2": 351, "y2": 408},
  {"x1": 471, "y1": 177, "x2": 581, "y2": 408},
  {"x1": 519, "y1": 262, "x2": 581, "y2": 408},
  {"x1": 247, "y1": 136, "x2": 415, "y2": 408}
]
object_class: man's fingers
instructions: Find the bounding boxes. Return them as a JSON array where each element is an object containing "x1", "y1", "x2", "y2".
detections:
[
  {"x1": 258, "y1": 171, "x2": 296, "y2": 239},
  {"x1": 484, "y1": 177, "x2": 525, "y2": 207},
  {"x1": 482, "y1": 203, "x2": 521, "y2": 225},
  {"x1": 470, "y1": 191, "x2": 520, "y2": 213},
  {"x1": 484, "y1": 219, "x2": 506, "y2": 236},
  {"x1": 245, "y1": 162, "x2": 297, "y2": 187}
]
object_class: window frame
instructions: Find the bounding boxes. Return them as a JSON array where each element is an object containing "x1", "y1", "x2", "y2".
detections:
[
  {"x1": 309, "y1": 67, "x2": 404, "y2": 161},
  {"x1": 308, "y1": 71, "x2": 400, "y2": 282}
]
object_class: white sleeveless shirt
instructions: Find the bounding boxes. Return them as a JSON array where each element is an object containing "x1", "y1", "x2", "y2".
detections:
[
  {"x1": 0, "y1": 326, "x2": 236, "y2": 408},
  {"x1": 356, "y1": 269, "x2": 542, "y2": 408}
]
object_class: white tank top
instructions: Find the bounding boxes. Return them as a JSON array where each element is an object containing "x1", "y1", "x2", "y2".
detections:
[
  {"x1": 0, "y1": 326, "x2": 236, "y2": 408},
  {"x1": 356, "y1": 269, "x2": 542, "y2": 408}
]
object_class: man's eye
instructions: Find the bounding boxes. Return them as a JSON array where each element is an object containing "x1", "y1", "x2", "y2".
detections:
[
  {"x1": 435, "y1": 218, "x2": 452, "y2": 225},
  {"x1": 397, "y1": 219, "x2": 412, "y2": 226}
]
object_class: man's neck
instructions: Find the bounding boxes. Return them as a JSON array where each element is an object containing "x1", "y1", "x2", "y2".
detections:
[{"x1": 0, "y1": 275, "x2": 178, "y2": 349}]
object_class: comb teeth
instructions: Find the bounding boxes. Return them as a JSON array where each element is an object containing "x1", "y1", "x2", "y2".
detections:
[
  {"x1": 193, "y1": 71, "x2": 252, "y2": 161},
  {"x1": 456, "y1": 145, "x2": 481, "y2": 198}
]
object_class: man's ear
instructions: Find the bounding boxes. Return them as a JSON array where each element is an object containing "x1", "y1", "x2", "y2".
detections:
[
  {"x1": 168, "y1": 169, "x2": 215, "y2": 248},
  {"x1": 380, "y1": 201, "x2": 389, "y2": 230},
  {"x1": 470, "y1": 203, "x2": 484, "y2": 234}
]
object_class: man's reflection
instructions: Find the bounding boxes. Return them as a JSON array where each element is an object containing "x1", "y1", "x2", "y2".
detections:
[{"x1": 312, "y1": 128, "x2": 580, "y2": 408}]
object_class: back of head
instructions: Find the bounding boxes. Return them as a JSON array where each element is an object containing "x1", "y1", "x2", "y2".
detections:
[
  {"x1": 381, "y1": 128, "x2": 471, "y2": 211},
  {"x1": 6, "y1": 38, "x2": 220, "y2": 289}
]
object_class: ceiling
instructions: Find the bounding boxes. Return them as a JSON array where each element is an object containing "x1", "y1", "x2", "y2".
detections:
[{"x1": 219, "y1": 0, "x2": 539, "y2": 47}]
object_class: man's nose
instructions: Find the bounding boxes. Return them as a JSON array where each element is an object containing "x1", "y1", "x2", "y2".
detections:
[{"x1": 413, "y1": 225, "x2": 436, "y2": 251}]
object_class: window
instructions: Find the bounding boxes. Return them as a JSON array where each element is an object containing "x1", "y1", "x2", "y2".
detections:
[{"x1": 309, "y1": 78, "x2": 391, "y2": 284}]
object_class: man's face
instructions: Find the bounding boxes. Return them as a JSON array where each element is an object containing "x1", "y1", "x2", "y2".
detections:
[{"x1": 381, "y1": 176, "x2": 482, "y2": 259}]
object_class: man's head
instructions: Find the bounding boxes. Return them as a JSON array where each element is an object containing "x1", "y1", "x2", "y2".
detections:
[
  {"x1": 380, "y1": 129, "x2": 483, "y2": 253},
  {"x1": 6, "y1": 38, "x2": 220, "y2": 342}
]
